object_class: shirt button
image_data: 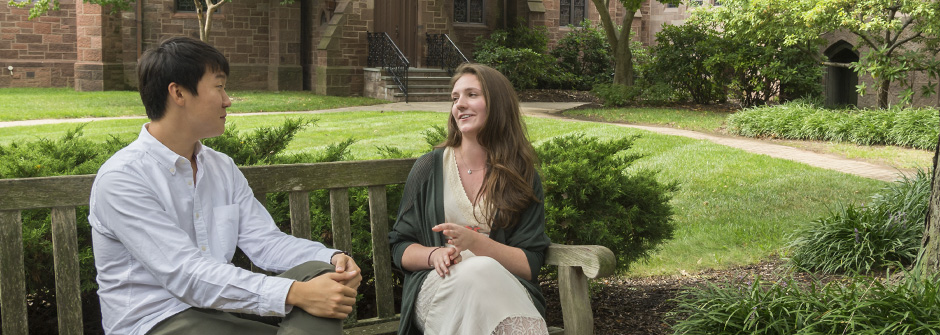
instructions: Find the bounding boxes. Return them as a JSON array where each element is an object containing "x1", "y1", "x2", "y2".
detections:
[
  {"x1": 187, "y1": 181, "x2": 193, "y2": 186},
  {"x1": 169, "y1": 168, "x2": 175, "y2": 173},
  {"x1": 201, "y1": 246, "x2": 207, "y2": 251},
  {"x1": 195, "y1": 213, "x2": 200, "y2": 219}
]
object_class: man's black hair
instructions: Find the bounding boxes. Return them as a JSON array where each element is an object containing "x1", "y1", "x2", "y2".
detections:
[{"x1": 137, "y1": 37, "x2": 230, "y2": 120}]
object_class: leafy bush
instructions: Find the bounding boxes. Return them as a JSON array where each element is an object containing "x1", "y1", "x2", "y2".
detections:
[
  {"x1": 591, "y1": 83, "x2": 642, "y2": 107},
  {"x1": 787, "y1": 170, "x2": 930, "y2": 274},
  {"x1": 649, "y1": 21, "x2": 728, "y2": 104},
  {"x1": 473, "y1": 24, "x2": 558, "y2": 90},
  {"x1": 727, "y1": 101, "x2": 940, "y2": 149},
  {"x1": 670, "y1": 273, "x2": 940, "y2": 334},
  {"x1": 550, "y1": 21, "x2": 614, "y2": 90},
  {"x1": 536, "y1": 134, "x2": 677, "y2": 271}
]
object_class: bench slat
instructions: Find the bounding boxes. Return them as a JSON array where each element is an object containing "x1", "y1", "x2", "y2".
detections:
[
  {"x1": 51, "y1": 207, "x2": 84, "y2": 335},
  {"x1": 242, "y1": 159, "x2": 415, "y2": 194},
  {"x1": 329, "y1": 188, "x2": 353, "y2": 252},
  {"x1": 0, "y1": 210, "x2": 28, "y2": 335},
  {"x1": 0, "y1": 159, "x2": 418, "y2": 211},
  {"x1": 367, "y1": 186, "x2": 395, "y2": 319},
  {"x1": 289, "y1": 191, "x2": 312, "y2": 239}
]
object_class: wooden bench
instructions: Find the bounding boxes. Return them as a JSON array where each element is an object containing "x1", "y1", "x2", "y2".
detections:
[{"x1": 0, "y1": 158, "x2": 616, "y2": 335}]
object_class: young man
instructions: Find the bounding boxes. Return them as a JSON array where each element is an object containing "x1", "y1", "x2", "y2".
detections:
[{"x1": 88, "y1": 37, "x2": 361, "y2": 335}]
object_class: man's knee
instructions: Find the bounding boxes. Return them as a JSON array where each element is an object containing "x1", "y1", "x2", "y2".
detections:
[{"x1": 278, "y1": 261, "x2": 334, "y2": 282}]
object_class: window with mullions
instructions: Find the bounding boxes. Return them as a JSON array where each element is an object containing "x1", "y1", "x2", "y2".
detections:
[
  {"x1": 176, "y1": 0, "x2": 220, "y2": 12},
  {"x1": 560, "y1": 0, "x2": 586, "y2": 27},
  {"x1": 454, "y1": 0, "x2": 483, "y2": 24}
]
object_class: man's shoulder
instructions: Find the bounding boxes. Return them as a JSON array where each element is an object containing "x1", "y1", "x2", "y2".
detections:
[{"x1": 97, "y1": 141, "x2": 148, "y2": 175}]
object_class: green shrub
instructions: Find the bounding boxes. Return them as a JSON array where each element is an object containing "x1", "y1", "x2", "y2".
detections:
[
  {"x1": 550, "y1": 21, "x2": 614, "y2": 90},
  {"x1": 536, "y1": 134, "x2": 676, "y2": 271},
  {"x1": 473, "y1": 24, "x2": 559, "y2": 90},
  {"x1": 727, "y1": 101, "x2": 940, "y2": 149},
  {"x1": 591, "y1": 83, "x2": 642, "y2": 107},
  {"x1": 649, "y1": 21, "x2": 728, "y2": 104},
  {"x1": 473, "y1": 46, "x2": 557, "y2": 90},
  {"x1": 787, "y1": 170, "x2": 929, "y2": 274}
]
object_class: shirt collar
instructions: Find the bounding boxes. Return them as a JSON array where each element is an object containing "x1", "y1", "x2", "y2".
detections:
[{"x1": 139, "y1": 123, "x2": 204, "y2": 176}]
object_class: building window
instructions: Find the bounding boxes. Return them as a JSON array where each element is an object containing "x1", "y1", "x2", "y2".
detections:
[
  {"x1": 560, "y1": 0, "x2": 587, "y2": 27},
  {"x1": 666, "y1": 3, "x2": 677, "y2": 8},
  {"x1": 454, "y1": 0, "x2": 483, "y2": 23},
  {"x1": 176, "y1": 0, "x2": 219, "y2": 12}
]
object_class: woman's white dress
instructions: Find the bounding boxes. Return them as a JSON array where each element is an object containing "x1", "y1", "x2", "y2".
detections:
[{"x1": 413, "y1": 147, "x2": 548, "y2": 335}]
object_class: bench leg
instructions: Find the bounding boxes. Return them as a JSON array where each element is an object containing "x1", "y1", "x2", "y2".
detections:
[{"x1": 558, "y1": 266, "x2": 593, "y2": 335}]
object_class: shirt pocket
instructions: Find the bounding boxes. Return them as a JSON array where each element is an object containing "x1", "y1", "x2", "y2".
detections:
[{"x1": 211, "y1": 204, "x2": 240, "y2": 261}]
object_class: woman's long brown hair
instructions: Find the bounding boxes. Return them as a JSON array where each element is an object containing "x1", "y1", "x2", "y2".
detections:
[{"x1": 441, "y1": 63, "x2": 539, "y2": 230}]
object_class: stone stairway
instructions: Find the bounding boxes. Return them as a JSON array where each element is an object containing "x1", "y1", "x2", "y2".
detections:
[{"x1": 364, "y1": 67, "x2": 452, "y2": 102}]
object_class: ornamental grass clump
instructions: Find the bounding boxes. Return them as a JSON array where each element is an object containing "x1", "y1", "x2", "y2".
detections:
[
  {"x1": 787, "y1": 169, "x2": 930, "y2": 274},
  {"x1": 670, "y1": 272, "x2": 940, "y2": 334},
  {"x1": 727, "y1": 101, "x2": 939, "y2": 149}
]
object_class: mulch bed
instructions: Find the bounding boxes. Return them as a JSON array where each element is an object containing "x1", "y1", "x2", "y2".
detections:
[{"x1": 540, "y1": 258, "x2": 840, "y2": 334}]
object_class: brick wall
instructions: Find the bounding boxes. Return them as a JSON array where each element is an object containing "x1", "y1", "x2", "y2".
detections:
[{"x1": 1, "y1": 0, "x2": 77, "y2": 88}]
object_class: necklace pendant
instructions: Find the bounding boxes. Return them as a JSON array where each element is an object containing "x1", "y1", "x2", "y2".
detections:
[{"x1": 467, "y1": 169, "x2": 472, "y2": 174}]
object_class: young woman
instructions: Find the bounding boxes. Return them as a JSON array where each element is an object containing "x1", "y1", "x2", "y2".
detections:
[{"x1": 388, "y1": 63, "x2": 551, "y2": 335}]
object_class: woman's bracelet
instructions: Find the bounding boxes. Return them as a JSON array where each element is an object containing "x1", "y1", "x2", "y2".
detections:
[{"x1": 427, "y1": 247, "x2": 443, "y2": 267}]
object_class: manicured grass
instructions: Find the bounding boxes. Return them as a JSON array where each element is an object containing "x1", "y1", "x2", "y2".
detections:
[
  {"x1": 0, "y1": 88, "x2": 386, "y2": 121},
  {"x1": 0, "y1": 111, "x2": 887, "y2": 277},
  {"x1": 563, "y1": 107, "x2": 731, "y2": 133},
  {"x1": 565, "y1": 106, "x2": 933, "y2": 171}
]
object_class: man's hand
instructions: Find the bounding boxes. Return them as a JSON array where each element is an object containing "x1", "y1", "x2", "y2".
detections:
[
  {"x1": 330, "y1": 253, "x2": 363, "y2": 289},
  {"x1": 285, "y1": 273, "x2": 358, "y2": 319}
]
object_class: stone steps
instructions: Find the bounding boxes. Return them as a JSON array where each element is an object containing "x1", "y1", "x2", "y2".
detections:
[{"x1": 364, "y1": 67, "x2": 452, "y2": 102}]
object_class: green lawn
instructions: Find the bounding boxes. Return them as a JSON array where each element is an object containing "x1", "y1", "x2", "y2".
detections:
[
  {"x1": 0, "y1": 88, "x2": 386, "y2": 121},
  {"x1": 0, "y1": 111, "x2": 887, "y2": 277},
  {"x1": 564, "y1": 107, "x2": 933, "y2": 170}
]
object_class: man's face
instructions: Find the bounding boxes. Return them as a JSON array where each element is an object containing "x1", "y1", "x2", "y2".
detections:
[{"x1": 183, "y1": 68, "x2": 231, "y2": 140}]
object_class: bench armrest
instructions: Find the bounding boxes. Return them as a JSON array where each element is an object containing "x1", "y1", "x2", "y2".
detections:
[
  {"x1": 545, "y1": 243, "x2": 616, "y2": 279},
  {"x1": 543, "y1": 243, "x2": 616, "y2": 335}
]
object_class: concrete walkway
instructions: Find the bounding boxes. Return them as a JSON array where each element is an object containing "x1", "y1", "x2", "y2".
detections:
[{"x1": 0, "y1": 101, "x2": 909, "y2": 182}]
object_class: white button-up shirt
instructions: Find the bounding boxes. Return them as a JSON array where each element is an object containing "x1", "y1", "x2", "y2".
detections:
[{"x1": 89, "y1": 124, "x2": 338, "y2": 335}]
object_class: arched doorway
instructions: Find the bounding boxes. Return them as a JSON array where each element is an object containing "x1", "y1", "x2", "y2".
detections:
[{"x1": 824, "y1": 40, "x2": 859, "y2": 107}]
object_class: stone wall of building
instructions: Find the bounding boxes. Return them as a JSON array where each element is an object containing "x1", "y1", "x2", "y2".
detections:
[{"x1": 1, "y1": 0, "x2": 77, "y2": 88}]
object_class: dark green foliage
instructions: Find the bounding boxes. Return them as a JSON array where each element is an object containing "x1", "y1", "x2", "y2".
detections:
[
  {"x1": 788, "y1": 170, "x2": 930, "y2": 274},
  {"x1": 727, "y1": 101, "x2": 940, "y2": 149},
  {"x1": 550, "y1": 21, "x2": 614, "y2": 90},
  {"x1": 473, "y1": 24, "x2": 559, "y2": 90},
  {"x1": 650, "y1": 22, "x2": 728, "y2": 104},
  {"x1": 536, "y1": 134, "x2": 676, "y2": 271},
  {"x1": 590, "y1": 83, "x2": 641, "y2": 107},
  {"x1": 670, "y1": 273, "x2": 940, "y2": 334},
  {"x1": 422, "y1": 124, "x2": 447, "y2": 148},
  {"x1": 650, "y1": 18, "x2": 822, "y2": 106},
  {"x1": 0, "y1": 124, "x2": 127, "y2": 179},
  {"x1": 202, "y1": 118, "x2": 314, "y2": 165}
]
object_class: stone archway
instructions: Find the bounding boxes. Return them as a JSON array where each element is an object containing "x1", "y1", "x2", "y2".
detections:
[{"x1": 824, "y1": 40, "x2": 859, "y2": 107}]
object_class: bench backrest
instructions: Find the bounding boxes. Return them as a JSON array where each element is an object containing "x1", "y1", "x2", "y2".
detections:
[{"x1": 0, "y1": 158, "x2": 417, "y2": 335}]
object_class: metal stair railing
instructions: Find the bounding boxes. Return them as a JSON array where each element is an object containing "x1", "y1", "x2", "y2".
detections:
[
  {"x1": 367, "y1": 32, "x2": 410, "y2": 102},
  {"x1": 425, "y1": 33, "x2": 470, "y2": 76}
]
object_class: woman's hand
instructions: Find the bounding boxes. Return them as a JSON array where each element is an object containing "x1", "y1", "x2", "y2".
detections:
[
  {"x1": 428, "y1": 246, "x2": 461, "y2": 277},
  {"x1": 432, "y1": 223, "x2": 484, "y2": 253}
]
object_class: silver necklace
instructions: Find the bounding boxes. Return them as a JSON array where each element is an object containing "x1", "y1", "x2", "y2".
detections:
[{"x1": 458, "y1": 149, "x2": 485, "y2": 174}]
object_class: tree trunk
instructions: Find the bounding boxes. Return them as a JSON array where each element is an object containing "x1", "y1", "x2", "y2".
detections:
[
  {"x1": 878, "y1": 79, "x2": 891, "y2": 108},
  {"x1": 613, "y1": 15, "x2": 635, "y2": 86},
  {"x1": 916, "y1": 112, "x2": 940, "y2": 274}
]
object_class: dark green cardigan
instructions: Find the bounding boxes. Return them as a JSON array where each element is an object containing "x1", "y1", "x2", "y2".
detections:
[{"x1": 387, "y1": 149, "x2": 551, "y2": 335}]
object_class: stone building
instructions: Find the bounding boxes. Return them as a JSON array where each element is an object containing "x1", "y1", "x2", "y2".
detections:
[{"x1": 0, "y1": 0, "x2": 708, "y2": 98}]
